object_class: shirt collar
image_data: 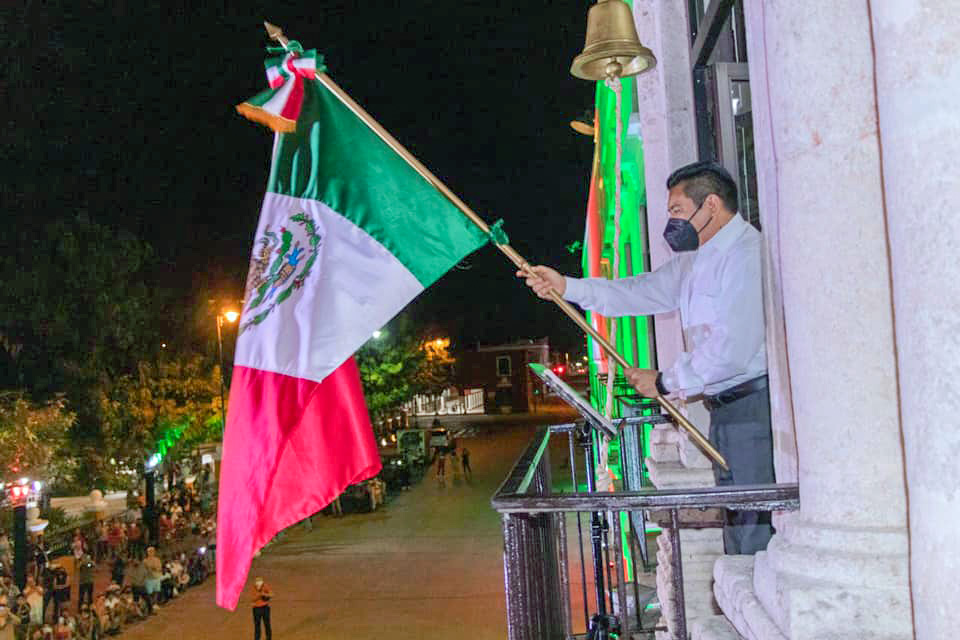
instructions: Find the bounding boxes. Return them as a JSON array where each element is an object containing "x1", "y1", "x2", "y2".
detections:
[{"x1": 698, "y1": 213, "x2": 749, "y2": 258}]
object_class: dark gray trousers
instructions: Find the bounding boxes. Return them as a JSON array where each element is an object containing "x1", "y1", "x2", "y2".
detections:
[{"x1": 708, "y1": 388, "x2": 776, "y2": 555}]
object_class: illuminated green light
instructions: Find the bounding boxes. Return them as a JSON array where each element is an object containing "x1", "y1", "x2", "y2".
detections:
[
  {"x1": 148, "y1": 422, "x2": 188, "y2": 467},
  {"x1": 581, "y1": 0, "x2": 654, "y2": 472}
]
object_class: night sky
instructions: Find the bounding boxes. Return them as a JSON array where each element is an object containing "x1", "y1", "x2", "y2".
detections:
[{"x1": 7, "y1": 1, "x2": 597, "y2": 354}]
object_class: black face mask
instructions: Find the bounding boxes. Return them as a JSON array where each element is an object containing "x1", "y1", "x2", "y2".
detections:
[{"x1": 663, "y1": 203, "x2": 711, "y2": 252}]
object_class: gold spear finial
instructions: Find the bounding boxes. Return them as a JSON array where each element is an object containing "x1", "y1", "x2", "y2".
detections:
[{"x1": 263, "y1": 21, "x2": 290, "y2": 49}]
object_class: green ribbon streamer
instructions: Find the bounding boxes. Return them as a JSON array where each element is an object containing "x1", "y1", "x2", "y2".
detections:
[
  {"x1": 487, "y1": 219, "x2": 509, "y2": 245},
  {"x1": 264, "y1": 46, "x2": 328, "y2": 75},
  {"x1": 266, "y1": 39, "x2": 305, "y2": 54}
]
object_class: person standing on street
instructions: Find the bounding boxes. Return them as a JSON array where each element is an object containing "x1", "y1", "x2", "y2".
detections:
[
  {"x1": 32, "y1": 536, "x2": 48, "y2": 584},
  {"x1": 95, "y1": 522, "x2": 109, "y2": 564},
  {"x1": 51, "y1": 565, "x2": 70, "y2": 622},
  {"x1": 142, "y1": 548, "x2": 163, "y2": 611},
  {"x1": 111, "y1": 554, "x2": 125, "y2": 588},
  {"x1": 126, "y1": 521, "x2": 143, "y2": 561},
  {"x1": 128, "y1": 559, "x2": 150, "y2": 614},
  {"x1": 77, "y1": 555, "x2": 95, "y2": 608},
  {"x1": 519, "y1": 161, "x2": 774, "y2": 555},
  {"x1": 40, "y1": 567, "x2": 53, "y2": 624},
  {"x1": 20, "y1": 577, "x2": 41, "y2": 630},
  {"x1": 251, "y1": 577, "x2": 272, "y2": 640},
  {"x1": 460, "y1": 447, "x2": 472, "y2": 478},
  {"x1": 435, "y1": 449, "x2": 446, "y2": 485}
]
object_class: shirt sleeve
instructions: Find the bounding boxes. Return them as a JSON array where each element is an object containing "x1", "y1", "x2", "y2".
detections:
[
  {"x1": 563, "y1": 258, "x2": 685, "y2": 318},
  {"x1": 660, "y1": 247, "x2": 764, "y2": 395}
]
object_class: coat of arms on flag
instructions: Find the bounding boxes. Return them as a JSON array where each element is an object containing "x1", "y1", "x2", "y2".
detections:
[{"x1": 242, "y1": 212, "x2": 322, "y2": 333}]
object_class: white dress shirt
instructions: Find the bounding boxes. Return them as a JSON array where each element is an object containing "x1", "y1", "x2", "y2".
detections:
[{"x1": 564, "y1": 214, "x2": 767, "y2": 397}]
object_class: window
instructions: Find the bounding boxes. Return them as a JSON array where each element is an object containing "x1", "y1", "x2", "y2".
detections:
[
  {"x1": 496, "y1": 356, "x2": 512, "y2": 377},
  {"x1": 714, "y1": 64, "x2": 759, "y2": 226},
  {"x1": 688, "y1": 1, "x2": 759, "y2": 228}
]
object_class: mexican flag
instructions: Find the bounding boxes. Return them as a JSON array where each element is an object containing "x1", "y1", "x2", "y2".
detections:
[{"x1": 216, "y1": 49, "x2": 489, "y2": 609}]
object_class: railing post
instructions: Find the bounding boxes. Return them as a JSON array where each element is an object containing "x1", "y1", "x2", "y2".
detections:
[
  {"x1": 502, "y1": 513, "x2": 528, "y2": 640},
  {"x1": 612, "y1": 511, "x2": 630, "y2": 638},
  {"x1": 556, "y1": 512, "x2": 572, "y2": 638},
  {"x1": 669, "y1": 508, "x2": 688, "y2": 640}
]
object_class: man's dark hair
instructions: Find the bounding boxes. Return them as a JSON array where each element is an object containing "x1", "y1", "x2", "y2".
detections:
[{"x1": 666, "y1": 161, "x2": 739, "y2": 213}]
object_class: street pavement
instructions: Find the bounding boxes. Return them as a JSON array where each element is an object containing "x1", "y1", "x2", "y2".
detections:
[{"x1": 114, "y1": 410, "x2": 578, "y2": 640}]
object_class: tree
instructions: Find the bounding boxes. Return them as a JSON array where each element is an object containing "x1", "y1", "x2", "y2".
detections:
[
  {"x1": 414, "y1": 337, "x2": 455, "y2": 398},
  {"x1": 0, "y1": 217, "x2": 158, "y2": 394},
  {"x1": 0, "y1": 392, "x2": 75, "y2": 485},
  {"x1": 0, "y1": 217, "x2": 170, "y2": 489},
  {"x1": 98, "y1": 354, "x2": 221, "y2": 487},
  {"x1": 356, "y1": 314, "x2": 456, "y2": 419},
  {"x1": 357, "y1": 327, "x2": 424, "y2": 418}
]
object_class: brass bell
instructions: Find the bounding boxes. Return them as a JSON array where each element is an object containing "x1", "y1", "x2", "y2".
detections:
[{"x1": 571, "y1": 0, "x2": 657, "y2": 80}]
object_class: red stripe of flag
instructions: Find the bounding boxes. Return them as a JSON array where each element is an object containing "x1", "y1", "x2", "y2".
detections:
[{"x1": 215, "y1": 357, "x2": 381, "y2": 609}]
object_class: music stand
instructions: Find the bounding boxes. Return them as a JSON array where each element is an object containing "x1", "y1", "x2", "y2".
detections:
[{"x1": 527, "y1": 363, "x2": 617, "y2": 439}]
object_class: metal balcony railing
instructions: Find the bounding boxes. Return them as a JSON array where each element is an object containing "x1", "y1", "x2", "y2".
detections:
[{"x1": 492, "y1": 423, "x2": 799, "y2": 640}]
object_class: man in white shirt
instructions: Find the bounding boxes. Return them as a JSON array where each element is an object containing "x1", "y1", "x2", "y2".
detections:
[{"x1": 519, "y1": 161, "x2": 774, "y2": 554}]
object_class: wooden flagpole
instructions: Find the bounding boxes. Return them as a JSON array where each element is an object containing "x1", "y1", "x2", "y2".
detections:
[{"x1": 263, "y1": 22, "x2": 728, "y2": 471}]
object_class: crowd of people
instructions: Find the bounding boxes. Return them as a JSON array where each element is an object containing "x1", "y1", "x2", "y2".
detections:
[{"x1": 0, "y1": 481, "x2": 216, "y2": 640}]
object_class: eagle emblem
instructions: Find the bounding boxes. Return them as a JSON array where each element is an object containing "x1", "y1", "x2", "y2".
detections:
[{"x1": 241, "y1": 211, "x2": 322, "y2": 333}]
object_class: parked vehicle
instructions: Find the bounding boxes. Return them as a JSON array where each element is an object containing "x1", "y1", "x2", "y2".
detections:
[
  {"x1": 397, "y1": 429, "x2": 430, "y2": 466},
  {"x1": 379, "y1": 453, "x2": 414, "y2": 491},
  {"x1": 429, "y1": 428, "x2": 450, "y2": 449}
]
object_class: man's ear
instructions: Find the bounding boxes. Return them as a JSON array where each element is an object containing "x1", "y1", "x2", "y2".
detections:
[{"x1": 705, "y1": 193, "x2": 722, "y2": 215}]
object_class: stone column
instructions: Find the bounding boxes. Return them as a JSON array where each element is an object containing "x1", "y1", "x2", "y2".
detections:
[
  {"x1": 741, "y1": 0, "x2": 798, "y2": 487},
  {"x1": 870, "y1": 2, "x2": 960, "y2": 638},
  {"x1": 633, "y1": 3, "x2": 725, "y2": 638},
  {"x1": 723, "y1": 2, "x2": 913, "y2": 638}
]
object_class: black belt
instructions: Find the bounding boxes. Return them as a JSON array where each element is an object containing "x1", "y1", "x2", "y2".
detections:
[{"x1": 703, "y1": 375, "x2": 768, "y2": 411}]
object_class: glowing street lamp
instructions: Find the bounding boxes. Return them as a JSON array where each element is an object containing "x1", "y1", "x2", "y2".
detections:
[{"x1": 217, "y1": 309, "x2": 240, "y2": 435}]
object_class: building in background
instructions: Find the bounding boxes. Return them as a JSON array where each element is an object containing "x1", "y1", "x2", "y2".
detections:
[
  {"x1": 457, "y1": 338, "x2": 551, "y2": 414},
  {"x1": 403, "y1": 338, "x2": 552, "y2": 416}
]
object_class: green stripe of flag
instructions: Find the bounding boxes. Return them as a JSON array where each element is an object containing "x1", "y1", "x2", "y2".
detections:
[{"x1": 267, "y1": 79, "x2": 489, "y2": 287}]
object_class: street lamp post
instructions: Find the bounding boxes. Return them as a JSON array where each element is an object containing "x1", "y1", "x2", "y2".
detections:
[
  {"x1": 8, "y1": 482, "x2": 29, "y2": 589},
  {"x1": 144, "y1": 466, "x2": 158, "y2": 546},
  {"x1": 216, "y1": 310, "x2": 239, "y2": 435}
]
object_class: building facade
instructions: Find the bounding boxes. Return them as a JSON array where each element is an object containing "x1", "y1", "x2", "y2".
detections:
[
  {"x1": 618, "y1": 1, "x2": 959, "y2": 638},
  {"x1": 456, "y1": 339, "x2": 551, "y2": 414}
]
